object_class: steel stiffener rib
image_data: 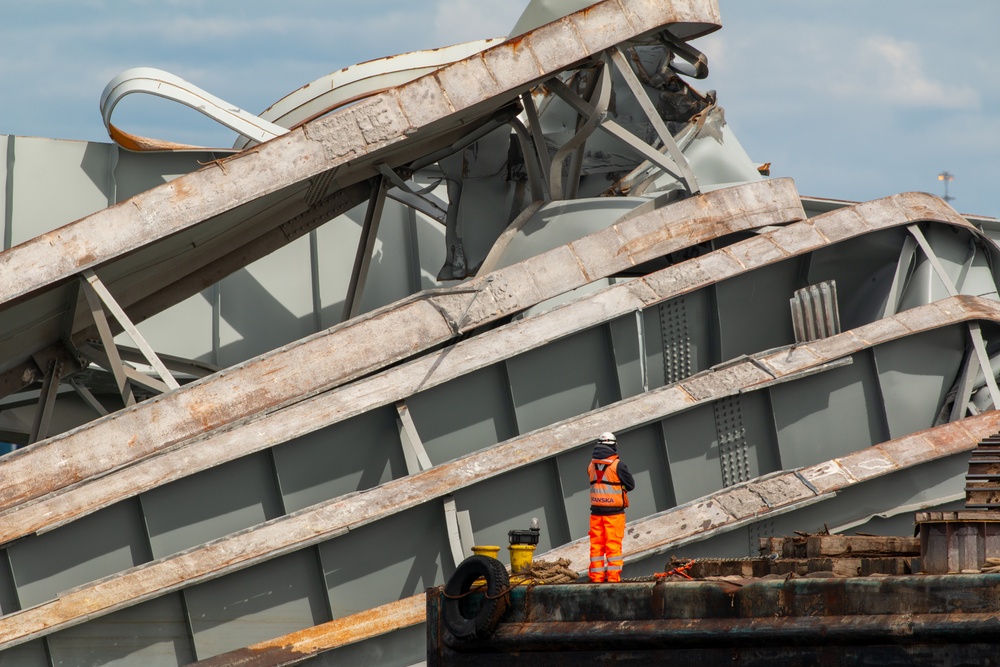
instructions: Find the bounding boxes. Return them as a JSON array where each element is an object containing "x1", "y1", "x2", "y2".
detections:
[
  {"x1": 0, "y1": 189, "x2": 985, "y2": 550},
  {"x1": 81, "y1": 269, "x2": 180, "y2": 390},
  {"x1": 0, "y1": 294, "x2": 995, "y2": 650}
]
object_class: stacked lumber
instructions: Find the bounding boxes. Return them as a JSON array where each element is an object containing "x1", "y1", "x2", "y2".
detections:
[
  {"x1": 965, "y1": 432, "x2": 1000, "y2": 508},
  {"x1": 675, "y1": 534, "x2": 919, "y2": 579}
]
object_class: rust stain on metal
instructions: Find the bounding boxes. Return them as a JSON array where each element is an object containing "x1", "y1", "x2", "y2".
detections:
[
  {"x1": 170, "y1": 178, "x2": 194, "y2": 202},
  {"x1": 505, "y1": 34, "x2": 528, "y2": 51},
  {"x1": 185, "y1": 399, "x2": 235, "y2": 432}
]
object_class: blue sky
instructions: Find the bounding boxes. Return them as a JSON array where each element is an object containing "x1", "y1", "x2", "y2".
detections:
[{"x1": 1, "y1": 0, "x2": 997, "y2": 218}]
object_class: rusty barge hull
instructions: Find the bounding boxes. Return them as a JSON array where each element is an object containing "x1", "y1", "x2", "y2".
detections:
[{"x1": 428, "y1": 576, "x2": 1000, "y2": 666}]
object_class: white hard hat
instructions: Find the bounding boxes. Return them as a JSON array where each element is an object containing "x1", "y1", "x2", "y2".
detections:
[{"x1": 597, "y1": 432, "x2": 617, "y2": 446}]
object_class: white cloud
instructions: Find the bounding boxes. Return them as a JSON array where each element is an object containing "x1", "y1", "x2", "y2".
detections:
[
  {"x1": 431, "y1": 0, "x2": 526, "y2": 44},
  {"x1": 1, "y1": 0, "x2": 996, "y2": 217},
  {"x1": 832, "y1": 36, "x2": 982, "y2": 110},
  {"x1": 699, "y1": 33, "x2": 726, "y2": 71}
]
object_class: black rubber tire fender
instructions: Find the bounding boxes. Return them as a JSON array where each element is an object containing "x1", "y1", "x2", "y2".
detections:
[{"x1": 442, "y1": 555, "x2": 510, "y2": 640}]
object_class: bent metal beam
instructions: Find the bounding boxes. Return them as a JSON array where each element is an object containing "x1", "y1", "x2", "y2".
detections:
[
  {"x1": 0, "y1": 178, "x2": 802, "y2": 514},
  {"x1": 188, "y1": 411, "x2": 1000, "y2": 667},
  {"x1": 0, "y1": 190, "x2": 977, "y2": 548},
  {"x1": 0, "y1": 294, "x2": 995, "y2": 650},
  {"x1": 0, "y1": 0, "x2": 721, "y2": 309}
]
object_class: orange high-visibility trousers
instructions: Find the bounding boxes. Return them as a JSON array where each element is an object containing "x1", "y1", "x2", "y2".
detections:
[{"x1": 589, "y1": 513, "x2": 625, "y2": 582}]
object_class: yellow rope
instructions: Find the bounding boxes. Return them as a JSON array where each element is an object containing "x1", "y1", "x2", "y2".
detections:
[{"x1": 527, "y1": 558, "x2": 580, "y2": 584}]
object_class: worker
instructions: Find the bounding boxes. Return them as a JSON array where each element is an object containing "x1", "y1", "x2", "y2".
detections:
[{"x1": 588, "y1": 431, "x2": 635, "y2": 582}]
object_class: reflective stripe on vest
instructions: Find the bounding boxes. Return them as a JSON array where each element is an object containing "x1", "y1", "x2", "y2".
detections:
[{"x1": 588, "y1": 456, "x2": 627, "y2": 509}]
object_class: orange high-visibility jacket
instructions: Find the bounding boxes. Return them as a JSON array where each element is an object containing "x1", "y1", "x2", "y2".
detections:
[{"x1": 588, "y1": 456, "x2": 629, "y2": 510}]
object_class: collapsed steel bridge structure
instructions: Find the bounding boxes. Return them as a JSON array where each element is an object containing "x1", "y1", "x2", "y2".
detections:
[{"x1": 0, "y1": 0, "x2": 998, "y2": 664}]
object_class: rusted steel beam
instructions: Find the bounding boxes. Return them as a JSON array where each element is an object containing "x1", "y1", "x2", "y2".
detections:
[
  {"x1": 188, "y1": 596, "x2": 425, "y2": 667},
  {"x1": 62, "y1": 109, "x2": 503, "y2": 356},
  {"x1": 0, "y1": 0, "x2": 721, "y2": 311},
  {"x1": 88, "y1": 179, "x2": 375, "y2": 333},
  {"x1": 184, "y1": 411, "x2": 1000, "y2": 666},
  {"x1": 0, "y1": 295, "x2": 995, "y2": 650},
  {"x1": 0, "y1": 189, "x2": 985, "y2": 550},
  {"x1": 0, "y1": 0, "x2": 721, "y2": 419},
  {"x1": 0, "y1": 178, "x2": 801, "y2": 516},
  {"x1": 0, "y1": 359, "x2": 44, "y2": 399}
]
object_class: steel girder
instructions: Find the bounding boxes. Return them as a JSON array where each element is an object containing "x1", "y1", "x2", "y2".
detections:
[
  {"x1": 0, "y1": 0, "x2": 722, "y2": 397},
  {"x1": 0, "y1": 187, "x2": 997, "y2": 652}
]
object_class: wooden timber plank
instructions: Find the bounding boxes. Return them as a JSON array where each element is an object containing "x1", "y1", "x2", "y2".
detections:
[
  {"x1": 759, "y1": 537, "x2": 792, "y2": 557},
  {"x1": 0, "y1": 189, "x2": 980, "y2": 547},
  {"x1": 915, "y1": 510, "x2": 1000, "y2": 522},
  {"x1": 187, "y1": 596, "x2": 425, "y2": 667},
  {"x1": 187, "y1": 410, "x2": 1000, "y2": 667},
  {"x1": 0, "y1": 297, "x2": 997, "y2": 650},
  {"x1": 0, "y1": 178, "x2": 804, "y2": 518},
  {"x1": 858, "y1": 558, "x2": 912, "y2": 576},
  {"x1": 804, "y1": 535, "x2": 920, "y2": 558},
  {"x1": 684, "y1": 557, "x2": 910, "y2": 578}
]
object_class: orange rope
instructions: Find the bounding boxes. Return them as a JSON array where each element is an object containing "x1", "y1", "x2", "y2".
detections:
[{"x1": 653, "y1": 560, "x2": 695, "y2": 580}]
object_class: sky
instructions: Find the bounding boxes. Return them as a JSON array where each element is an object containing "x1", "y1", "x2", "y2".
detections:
[{"x1": 0, "y1": 0, "x2": 997, "y2": 218}]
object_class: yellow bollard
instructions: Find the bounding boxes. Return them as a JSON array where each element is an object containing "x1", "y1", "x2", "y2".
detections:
[
  {"x1": 470, "y1": 546, "x2": 501, "y2": 587},
  {"x1": 508, "y1": 543, "x2": 536, "y2": 574},
  {"x1": 472, "y1": 545, "x2": 501, "y2": 559}
]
